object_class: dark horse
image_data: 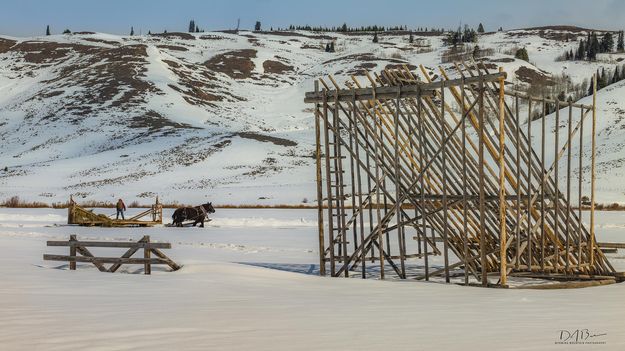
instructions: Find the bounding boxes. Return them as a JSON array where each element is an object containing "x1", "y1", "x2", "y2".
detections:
[{"x1": 171, "y1": 203, "x2": 215, "y2": 227}]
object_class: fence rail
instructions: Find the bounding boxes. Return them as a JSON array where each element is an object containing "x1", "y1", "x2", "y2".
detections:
[{"x1": 43, "y1": 235, "x2": 181, "y2": 274}]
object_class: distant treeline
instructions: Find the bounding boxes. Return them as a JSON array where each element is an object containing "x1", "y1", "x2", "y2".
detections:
[{"x1": 277, "y1": 23, "x2": 445, "y2": 33}]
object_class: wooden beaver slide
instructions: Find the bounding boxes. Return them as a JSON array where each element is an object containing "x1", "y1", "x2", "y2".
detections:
[{"x1": 67, "y1": 197, "x2": 163, "y2": 227}]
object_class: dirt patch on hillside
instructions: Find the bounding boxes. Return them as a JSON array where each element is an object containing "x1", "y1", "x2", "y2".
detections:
[
  {"x1": 150, "y1": 32, "x2": 195, "y2": 40},
  {"x1": 36, "y1": 44, "x2": 156, "y2": 111},
  {"x1": 10, "y1": 41, "x2": 96, "y2": 63},
  {"x1": 204, "y1": 49, "x2": 257, "y2": 79},
  {"x1": 157, "y1": 44, "x2": 189, "y2": 51},
  {"x1": 82, "y1": 38, "x2": 120, "y2": 46},
  {"x1": 515, "y1": 66, "x2": 554, "y2": 85},
  {"x1": 489, "y1": 57, "x2": 515, "y2": 63},
  {"x1": 74, "y1": 31, "x2": 96, "y2": 35},
  {"x1": 237, "y1": 132, "x2": 297, "y2": 147},
  {"x1": 263, "y1": 60, "x2": 293, "y2": 74},
  {"x1": 0, "y1": 38, "x2": 17, "y2": 53},
  {"x1": 129, "y1": 110, "x2": 201, "y2": 135}
]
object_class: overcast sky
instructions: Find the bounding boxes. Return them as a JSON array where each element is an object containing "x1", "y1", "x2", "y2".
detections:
[{"x1": 1, "y1": 0, "x2": 624, "y2": 37}]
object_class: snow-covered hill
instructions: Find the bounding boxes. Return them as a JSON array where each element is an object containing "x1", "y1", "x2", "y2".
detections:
[{"x1": 0, "y1": 27, "x2": 624, "y2": 205}]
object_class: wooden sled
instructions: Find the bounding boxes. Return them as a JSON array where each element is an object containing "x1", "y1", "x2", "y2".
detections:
[{"x1": 67, "y1": 196, "x2": 163, "y2": 227}]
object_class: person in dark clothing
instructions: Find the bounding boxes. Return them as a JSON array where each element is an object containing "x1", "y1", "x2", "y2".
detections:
[{"x1": 116, "y1": 198, "x2": 126, "y2": 220}]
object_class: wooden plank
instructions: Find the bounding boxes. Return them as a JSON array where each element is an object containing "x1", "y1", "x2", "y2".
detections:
[
  {"x1": 46, "y1": 241, "x2": 171, "y2": 249},
  {"x1": 43, "y1": 254, "x2": 168, "y2": 265},
  {"x1": 151, "y1": 248, "x2": 182, "y2": 271},
  {"x1": 515, "y1": 279, "x2": 615, "y2": 289},
  {"x1": 75, "y1": 246, "x2": 107, "y2": 272},
  {"x1": 597, "y1": 242, "x2": 625, "y2": 249}
]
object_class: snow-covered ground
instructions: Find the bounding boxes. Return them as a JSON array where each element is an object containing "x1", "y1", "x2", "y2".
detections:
[{"x1": 1, "y1": 207, "x2": 625, "y2": 350}]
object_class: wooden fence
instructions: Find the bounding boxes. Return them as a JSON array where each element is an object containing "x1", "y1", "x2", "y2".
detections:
[{"x1": 44, "y1": 235, "x2": 180, "y2": 274}]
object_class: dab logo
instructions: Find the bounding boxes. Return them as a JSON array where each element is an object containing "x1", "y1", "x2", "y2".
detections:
[{"x1": 556, "y1": 329, "x2": 607, "y2": 345}]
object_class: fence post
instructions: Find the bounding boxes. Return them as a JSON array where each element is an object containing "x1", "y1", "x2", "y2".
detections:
[
  {"x1": 69, "y1": 234, "x2": 77, "y2": 270},
  {"x1": 144, "y1": 235, "x2": 151, "y2": 275}
]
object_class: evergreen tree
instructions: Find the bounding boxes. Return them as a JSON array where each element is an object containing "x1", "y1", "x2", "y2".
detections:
[
  {"x1": 409, "y1": 32, "x2": 414, "y2": 44},
  {"x1": 612, "y1": 66, "x2": 620, "y2": 84},
  {"x1": 588, "y1": 32, "x2": 600, "y2": 60},
  {"x1": 330, "y1": 41, "x2": 335, "y2": 52},
  {"x1": 63, "y1": 29, "x2": 71, "y2": 34},
  {"x1": 600, "y1": 32, "x2": 614, "y2": 53},
  {"x1": 617, "y1": 31, "x2": 624, "y2": 52},
  {"x1": 46, "y1": 25, "x2": 51, "y2": 36},
  {"x1": 195, "y1": 24, "x2": 199, "y2": 33},
  {"x1": 255, "y1": 21, "x2": 261, "y2": 31},
  {"x1": 557, "y1": 91, "x2": 566, "y2": 102},
  {"x1": 477, "y1": 23, "x2": 485, "y2": 33},
  {"x1": 373, "y1": 32, "x2": 378, "y2": 43},
  {"x1": 341, "y1": 23, "x2": 347, "y2": 32},
  {"x1": 148, "y1": 30, "x2": 151, "y2": 35},
  {"x1": 473, "y1": 45, "x2": 480, "y2": 59},
  {"x1": 188, "y1": 20, "x2": 195, "y2": 33},
  {"x1": 130, "y1": 26, "x2": 134, "y2": 36},
  {"x1": 515, "y1": 47, "x2": 529, "y2": 61}
]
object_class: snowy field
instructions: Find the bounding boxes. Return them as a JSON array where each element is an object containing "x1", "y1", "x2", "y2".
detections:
[{"x1": 1, "y1": 208, "x2": 625, "y2": 350}]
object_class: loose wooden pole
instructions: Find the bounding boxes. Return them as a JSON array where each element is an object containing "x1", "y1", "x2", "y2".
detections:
[
  {"x1": 314, "y1": 80, "x2": 326, "y2": 276},
  {"x1": 498, "y1": 67, "x2": 507, "y2": 285}
]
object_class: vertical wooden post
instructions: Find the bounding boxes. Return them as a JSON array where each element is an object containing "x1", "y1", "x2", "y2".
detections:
[
  {"x1": 498, "y1": 67, "x2": 507, "y2": 286},
  {"x1": 478, "y1": 80, "x2": 488, "y2": 286},
  {"x1": 565, "y1": 102, "x2": 573, "y2": 273},
  {"x1": 577, "y1": 107, "x2": 584, "y2": 270},
  {"x1": 418, "y1": 91, "x2": 429, "y2": 280},
  {"x1": 144, "y1": 235, "x2": 151, "y2": 275},
  {"x1": 590, "y1": 73, "x2": 597, "y2": 269},
  {"x1": 540, "y1": 98, "x2": 546, "y2": 272},
  {"x1": 321, "y1": 89, "x2": 336, "y2": 276},
  {"x1": 526, "y1": 99, "x2": 533, "y2": 272},
  {"x1": 69, "y1": 234, "x2": 77, "y2": 271},
  {"x1": 440, "y1": 81, "x2": 450, "y2": 283},
  {"x1": 553, "y1": 100, "x2": 560, "y2": 272},
  {"x1": 514, "y1": 93, "x2": 521, "y2": 270},
  {"x1": 393, "y1": 89, "x2": 406, "y2": 278},
  {"x1": 461, "y1": 78, "x2": 469, "y2": 285},
  {"x1": 314, "y1": 80, "x2": 326, "y2": 276}
]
